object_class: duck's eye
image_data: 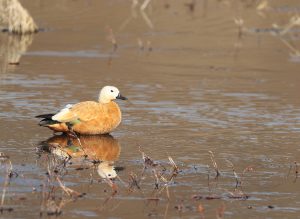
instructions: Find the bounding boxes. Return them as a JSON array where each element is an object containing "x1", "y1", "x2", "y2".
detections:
[{"x1": 111, "y1": 90, "x2": 114, "y2": 92}]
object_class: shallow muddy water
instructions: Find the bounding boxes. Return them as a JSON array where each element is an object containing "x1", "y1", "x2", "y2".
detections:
[{"x1": 0, "y1": 0, "x2": 300, "y2": 218}]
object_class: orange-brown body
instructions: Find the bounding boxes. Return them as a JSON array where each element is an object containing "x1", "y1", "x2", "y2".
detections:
[{"x1": 48, "y1": 101, "x2": 122, "y2": 135}]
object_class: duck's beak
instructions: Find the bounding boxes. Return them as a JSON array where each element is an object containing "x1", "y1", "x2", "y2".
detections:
[{"x1": 116, "y1": 93, "x2": 128, "y2": 100}]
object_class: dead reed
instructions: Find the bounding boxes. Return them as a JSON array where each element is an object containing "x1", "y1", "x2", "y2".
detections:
[
  {"x1": 0, "y1": 0, "x2": 38, "y2": 34},
  {"x1": 208, "y1": 151, "x2": 220, "y2": 178},
  {"x1": 0, "y1": 156, "x2": 15, "y2": 213}
]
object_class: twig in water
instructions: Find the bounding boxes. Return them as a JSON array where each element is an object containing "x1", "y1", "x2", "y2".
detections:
[
  {"x1": 287, "y1": 161, "x2": 293, "y2": 179},
  {"x1": 158, "y1": 175, "x2": 170, "y2": 200},
  {"x1": 72, "y1": 135, "x2": 89, "y2": 159},
  {"x1": 234, "y1": 17, "x2": 244, "y2": 39},
  {"x1": 167, "y1": 156, "x2": 179, "y2": 181},
  {"x1": 140, "y1": 10, "x2": 154, "y2": 29},
  {"x1": 146, "y1": 40, "x2": 153, "y2": 53},
  {"x1": 155, "y1": 156, "x2": 179, "y2": 200},
  {"x1": 226, "y1": 160, "x2": 240, "y2": 188},
  {"x1": 0, "y1": 0, "x2": 39, "y2": 34},
  {"x1": 280, "y1": 15, "x2": 300, "y2": 36},
  {"x1": 140, "y1": 0, "x2": 152, "y2": 11},
  {"x1": 224, "y1": 161, "x2": 250, "y2": 199},
  {"x1": 106, "y1": 26, "x2": 118, "y2": 52},
  {"x1": 139, "y1": 146, "x2": 157, "y2": 168},
  {"x1": 163, "y1": 201, "x2": 170, "y2": 219},
  {"x1": 0, "y1": 159, "x2": 14, "y2": 213},
  {"x1": 137, "y1": 38, "x2": 144, "y2": 51},
  {"x1": 256, "y1": 0, "x2": 269, "y2": 11},
  {"x1": 56, "y1": 176, "x2": 83, "y2": 198},
  {"x1": 128, "y1": 172, "x2": 141, "y2": 191},
  {"x1": 98, "y1": 178, "x2": 118, "y2": 211},
  {"x1": 226, "y1": 188, "x2": 249, "y2": 200},
  {"x1": 206, "y1": 165, "x2": 213, "y2": 194},
  {"x1": 294, "y1": 161, "x2": 298, "y2": 183},
  {"x1": 208, "y1": 151, "x2": 220, "y2": 177},
  {"x1": 105, "y1": 26, "x2": 118, "y2": 66}
]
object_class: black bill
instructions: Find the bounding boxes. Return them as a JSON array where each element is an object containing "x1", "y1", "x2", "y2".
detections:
[{"x1": 116, "y1": 93, "x2": 128, "y2": 100}]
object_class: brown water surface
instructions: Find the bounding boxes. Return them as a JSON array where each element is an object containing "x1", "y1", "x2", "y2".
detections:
[{"x1": 1, "y1": 0, "x2": 300, "y2": 218}]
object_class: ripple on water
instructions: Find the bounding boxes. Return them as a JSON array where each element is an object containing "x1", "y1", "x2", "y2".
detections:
[
  {"x1": 25, "y1": 50, "x2": 117, "y2": 58},
  {"x1": 0, "y1": 73, "x2": 70, "y2": 119},
  {"x1": 125, "y1": 86, "x2": 300, "y2": 134}
]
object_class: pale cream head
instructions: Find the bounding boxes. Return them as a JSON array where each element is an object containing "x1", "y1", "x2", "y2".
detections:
[
  {"x1": 99, "y1": 86, "x2": 120, "y2": 103},
  {"x1": 98, "y1": 86, "x2": 127, "y2": 103}
]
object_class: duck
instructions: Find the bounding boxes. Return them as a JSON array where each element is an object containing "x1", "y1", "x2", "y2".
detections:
[{"x1": 36, "y1": 86, "x2": 127, "y2": 135}]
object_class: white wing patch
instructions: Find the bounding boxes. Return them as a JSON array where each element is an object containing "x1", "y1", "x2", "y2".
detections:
[
  {"x1": 52, "y1": 104, "x2": 77, "y2": 122},
  {"x1": 65, "y1": 104, "x2": 73, "y2": 109}
]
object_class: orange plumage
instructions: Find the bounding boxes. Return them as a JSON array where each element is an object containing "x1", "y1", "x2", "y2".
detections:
[
  {"x1": 36, "y1": 86, "x2": 127, "y2": 135},
  {"x1": 48, "y1": 101, "x2": 121, "y2": 134}
]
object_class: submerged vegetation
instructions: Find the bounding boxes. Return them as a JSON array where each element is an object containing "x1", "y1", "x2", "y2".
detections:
[{"x1": 0, "y1": 133, "x2": 299, "y2": 217}]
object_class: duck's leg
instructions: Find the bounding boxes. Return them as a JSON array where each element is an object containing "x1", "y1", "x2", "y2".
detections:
[
  {"x1": 66, "y1": 122, "x2": 86, "y2": 157},
  {"x1": 66, "y1": 122, "x2": 77, "y2": 138},
  {"x1": 67, "y1": 138, "x2": 73, "y2": 146}
]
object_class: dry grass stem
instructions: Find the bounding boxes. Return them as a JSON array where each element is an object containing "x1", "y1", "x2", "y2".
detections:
[
  {"x1": 294, "y1": 161, "x2": 298, "y2": 182},
  {"x1": 227, "y1": 188, "x2": 249, "y2": 200},
  {"x1": 0, "y1": 159, "x2": 13, "y2": 212},
  {"x1": 140, "y1": 0, "x2": 151, "y2": 11},
  {"x1": 139, "y1": 146, "x2": 158, "y2": 169},
  {"x1": 98, "y1": 179, "x2": 118, "y2": 212},
  {"x1": 0, "y1": 0, "x2": 38, "y2": 34},
  {"x1": 167, "y1": 156, "x2": 179, "y2": 181},
  {"x1": 226, "y1": 160, "x2": 240, "y2": 188},
  {"x1": 234, "y1": 17, "x2": 244, "y2": 38},
  {"x1": 256, "y1": 0, "x2": 269, "y2": 11},
  {"x1": 128, "y1": 172, "x2": 141, "y2": 191},
  {"x1": 137, "y1": 38, "x2": 144, "y2": 51},
  {"x1": 208, "y1": 151, "x2": 220, "y2": 177},
  {"x1": 106, "y1": 27, "x2": 118, "y2": 52},
  {"x1": 56, "y1": 176, "x2": 82, "y2": 198}
]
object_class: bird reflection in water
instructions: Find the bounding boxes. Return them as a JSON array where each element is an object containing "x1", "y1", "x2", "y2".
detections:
[
  {"x1": 37, "y1": 134, "x2": 121, "y2": 179},
  {"x1": 0, "y1": 33, "x2": 34, "y2": 74}
]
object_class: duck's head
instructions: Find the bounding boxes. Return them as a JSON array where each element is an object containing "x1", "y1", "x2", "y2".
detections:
[{"x1": 99, "y1": 86, "x2": 127, "y2": 103}]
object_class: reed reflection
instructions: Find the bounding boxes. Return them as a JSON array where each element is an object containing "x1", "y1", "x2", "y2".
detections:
[
  {"x1": 38, "y1": 134, "x2": 121, "y2": 179},
  {"x1": 0, "y1": 33, "x2": 34, "y2": 73}
]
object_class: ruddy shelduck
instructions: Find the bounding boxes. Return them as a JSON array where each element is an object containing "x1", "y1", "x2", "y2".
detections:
[{"x1": 36, "y1": 86, "x2": 127, "y2": 135}]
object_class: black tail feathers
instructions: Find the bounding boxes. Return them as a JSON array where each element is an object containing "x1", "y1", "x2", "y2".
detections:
[
  {"x1": 36, "y1": 114, "x2": 59, "y2": 126},
  {"x1": 35, "y1": 114, "x2": 55, "y2": 119}
]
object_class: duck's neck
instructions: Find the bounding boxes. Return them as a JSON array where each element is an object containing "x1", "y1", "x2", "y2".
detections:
[{"x1": 98, "y1": 95, "x2": 111, "y2": 104}]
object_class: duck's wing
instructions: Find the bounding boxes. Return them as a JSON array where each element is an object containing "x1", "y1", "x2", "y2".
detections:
[{"x1": 52, "y1": 101, "x2": 99, "y2": 123}]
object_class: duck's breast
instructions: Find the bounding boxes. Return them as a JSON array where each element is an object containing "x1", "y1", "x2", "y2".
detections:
[{"x1": 74, "y1": 102, "x2": 121, "y2": 134}]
